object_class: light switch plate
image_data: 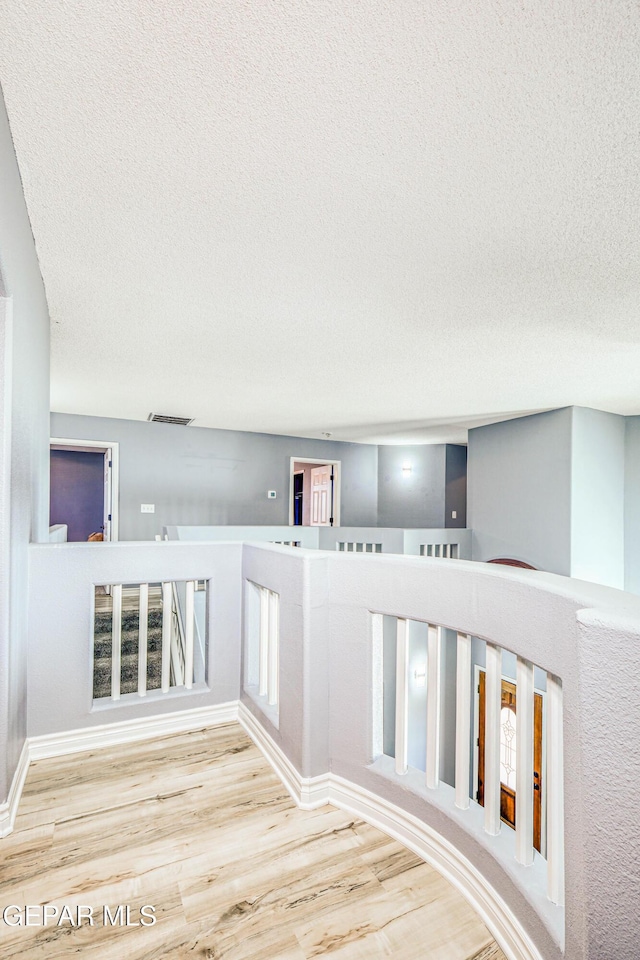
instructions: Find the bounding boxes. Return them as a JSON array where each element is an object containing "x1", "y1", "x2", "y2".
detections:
[
  {"x1": 451, "y1": 510, "x2": 457, "y2": 519},
  {"x1": 267, "y1": 490, "x2": 277, "y2": 499},
  {"x1": 141, "y1": 504, "x2": 155, "y2": 513}
]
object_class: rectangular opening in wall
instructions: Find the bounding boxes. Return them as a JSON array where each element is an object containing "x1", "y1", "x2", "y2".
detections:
[
  {"x1": 93, "y1": 579, "x2": 208, "y2": 701},
  {"x1": 244, "y1": 579, "x2": 280, "y2": 726}
]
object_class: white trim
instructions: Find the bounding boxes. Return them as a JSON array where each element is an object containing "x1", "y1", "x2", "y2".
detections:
[
  {"x1": 484, "y1": 642, "x2": 502, "y2": 836},
  {"x1": 288, "y1": 456, "x2": 341, "y2": 527},
  {"x1": 454, "y1": 632, "x2": 472, "y2": 810},
  {"x1": 425, "y1": 622, "x2": 442, "y2": 789},
  {"x1": 394, "y1": 617, "x2": 409, "y2": 775},
  {"x1": 28, "y1": 701, "x2": 238, "y2": 762},
  {"x1": 515, "y1": 657, "x2": 534, "y2": 866},
  {"x1": 237, "y1": 702, "x2": 543, "y2": 960},
  {"x1": 546, "y1": 674, "x2": 564, "y2": 906},
  {"x1": 50, "y1": 437, "x2": 120, "y2": 541},
  {"x1": 0, "y1": 740, "x2": 30, "y2": 838},
  {"x1": 238, "y1": 701, "x2": 330, "y2": 808}
]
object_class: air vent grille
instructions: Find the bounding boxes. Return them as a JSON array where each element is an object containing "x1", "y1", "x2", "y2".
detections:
[{"x1": 147, "y1": 413, "x2": 194, "y2": 426}]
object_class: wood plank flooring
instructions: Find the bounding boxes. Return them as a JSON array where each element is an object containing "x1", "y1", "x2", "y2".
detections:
[{"x1": 0, "y1": 724, "x2": 507, "y2": 959}]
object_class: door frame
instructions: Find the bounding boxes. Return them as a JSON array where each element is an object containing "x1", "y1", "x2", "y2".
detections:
[
  {"x1": 50, "y1": 438, "x2": 120, "y2": 541},
  {"x1": 288, "y1": 457, "x2": 341, "y2": 527}
]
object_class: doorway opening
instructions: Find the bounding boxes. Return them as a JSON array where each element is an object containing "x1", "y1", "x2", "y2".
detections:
[
  {"x1": 289, "y1": 458, "x2": 341, "y2": 527},
  {"x1": 50, "y1": 438, "x2": 119, "y2": 542}
]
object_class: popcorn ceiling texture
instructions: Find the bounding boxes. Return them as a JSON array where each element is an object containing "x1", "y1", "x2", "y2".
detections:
[{"x1": 1, "y1": 1, "x2": 639, "y2": 442}]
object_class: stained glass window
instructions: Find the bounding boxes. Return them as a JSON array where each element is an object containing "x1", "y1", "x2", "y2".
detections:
[{"x1": 500, "y1": 706, "x2": 517, "y2": 790}]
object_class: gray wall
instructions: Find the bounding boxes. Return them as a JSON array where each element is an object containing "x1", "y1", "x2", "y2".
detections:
[
  {"x1": 624, "y1": 416, "x2": 640, "y2": 595},
  {"x1": 0, "y1": 85, "x2": 51, "y2": 804},
  {"x1": 377, "y1": 444, "x2": 447, "y2": 527},
  {"x1": 571, "y1": 407, "x2": 625, "y2": 589},
  {"x1": 468, "y1": 409, "x2": 573, "y2": 574},
  {"x1": 51, "y1": 413, "x2": 378, "y2": 539},
  {"x1": 445, "y1": 444, "x2": 467, "y2": 528}
]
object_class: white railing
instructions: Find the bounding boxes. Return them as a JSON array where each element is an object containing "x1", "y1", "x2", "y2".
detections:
[
  {"x1": 381, "y1": 614, "x2": 563, "y2": 904},
  {"x1": 420, "y1": 542, "x2": 459, "y2": 558},
  {"x1": 336, "y1": 540, "x2": 382, "y2": 553},
  {"x1": 165, "y1": 524, "x2": 472, "y2": 559},
  {"x1": 98, "y1": 579, "x2": 202, "y2": 701},
  {"x1": 27, "y1": 539, "x2": 640, "y2": 960},
  {"x1": 165, "y1": 524, "x2": 320, "y2": 549}
]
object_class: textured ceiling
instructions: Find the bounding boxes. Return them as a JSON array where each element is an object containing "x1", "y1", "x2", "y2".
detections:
[{"x1": 1, "y1": 1, "x2": 640, "y2": 443}]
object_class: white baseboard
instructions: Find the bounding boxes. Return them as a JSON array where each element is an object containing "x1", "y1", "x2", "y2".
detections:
[
  {"x1": 29, "y1": 701, "x2": 239, "y2": 761},
  {"x1": 238, "y1": 702, "x2": 543, "y2": 960},
  {"x1": 0, "y1": 740, "x2": 30, "y2": 838},
  {"x1": 325, "y1": 775, "x2": 544, "y2": 960},
  {"x1": 0, "y1": 702, "x2": 239, "y2": 840},
  {"x1": 238, "y1": 702, "x2": 330, "y2": 808}
]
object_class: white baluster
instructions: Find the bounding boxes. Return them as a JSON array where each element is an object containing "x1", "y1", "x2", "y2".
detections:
[
  {"x1": 395, "y1": 618, "x2": 409, "y2": 775},
  {"x1": 546, "y1": 673, "x2": 565, "y2": 905},
  {"x1": 184, "y1": 579, "x2": 195, "y2": 690},
  {"x1": 161, "y1": 581, "x2": 172, "y2": 693},
  {"x1": 516, "y1": 657, "x2": 534, "y2": 866},
  {"x1": 371, "y1": 614, "x2": 384, "y2": 756},
  {"x1": 111, "y1": 584, "x2": 122, "y2": 701},
  {"x1": 426, "y1": 624, "x2": 441, "y2": 789},
  {"x1": 484, "y1": 642, "x2": 502, "y2": 835},
  {"x1": 455, "y1": 632, "x2": 472, "y2": 809},
  {"x1": 267, "y1": 589, "x2": 279, "y2": 706},
  {"x1": 258, "y1": 586, "x2": 269, "y2": 697},
  {"x1": 137, "y1": 582, "x2": 148, "y2": 697}
]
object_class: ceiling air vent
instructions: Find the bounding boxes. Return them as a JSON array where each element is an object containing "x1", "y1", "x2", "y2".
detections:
[{"x1": 147, "y1": 413, "x2": 194, "y2": 426}]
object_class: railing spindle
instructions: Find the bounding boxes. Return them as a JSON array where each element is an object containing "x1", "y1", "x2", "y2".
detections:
[
  {"x1": 516, "y1": 657, "x2": 534, "y2": 866},
  {"x1": 161, "y1": 581, "x2": 172, "y2": 693},
  {"x1": 184, "y1": 579, "x2": 195, "y2": 690},
  {"x1": 484, "y1": 642, "x2": 502, "y2": 835},
  {"x1": 546, "y1": 673, "x2": 565, "y2": 905},
  {"x1": 111, "y1": 583, "x2": 122, "y2": 701},
  {"x1": 425, "y1": 623, "x2": 441, "y2": 789},
  {"x1": 455, "y1": 632, "x2": 471, "y2": 809},
  {"x1": 395, "y1": 617, "x2": 409, "y2": 775},
  {"x1": 137, "y1": 583, "x2": 148, "y2": 697}
]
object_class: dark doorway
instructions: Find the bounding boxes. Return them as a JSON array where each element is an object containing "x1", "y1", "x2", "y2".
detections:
[
  {"x1": 293, "y1": 472, "x2": 304, "y2": 525},
  {"x1": 50, "y1": 449, "x2": 104, "y2": 541}
]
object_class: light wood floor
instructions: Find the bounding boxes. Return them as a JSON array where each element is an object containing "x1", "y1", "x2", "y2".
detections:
[{"x1": 0, "y1": 724, "x2": 507, "y2": 959}]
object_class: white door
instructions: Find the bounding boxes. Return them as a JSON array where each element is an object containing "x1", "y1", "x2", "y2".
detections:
[{"x1": 310, "y1": 465, "x2": 333, "y2": 526}]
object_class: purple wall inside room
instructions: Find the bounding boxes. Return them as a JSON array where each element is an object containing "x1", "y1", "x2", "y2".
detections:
[{"x1": 50, "y1": 450, "x2": 104, "y2": 541}]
